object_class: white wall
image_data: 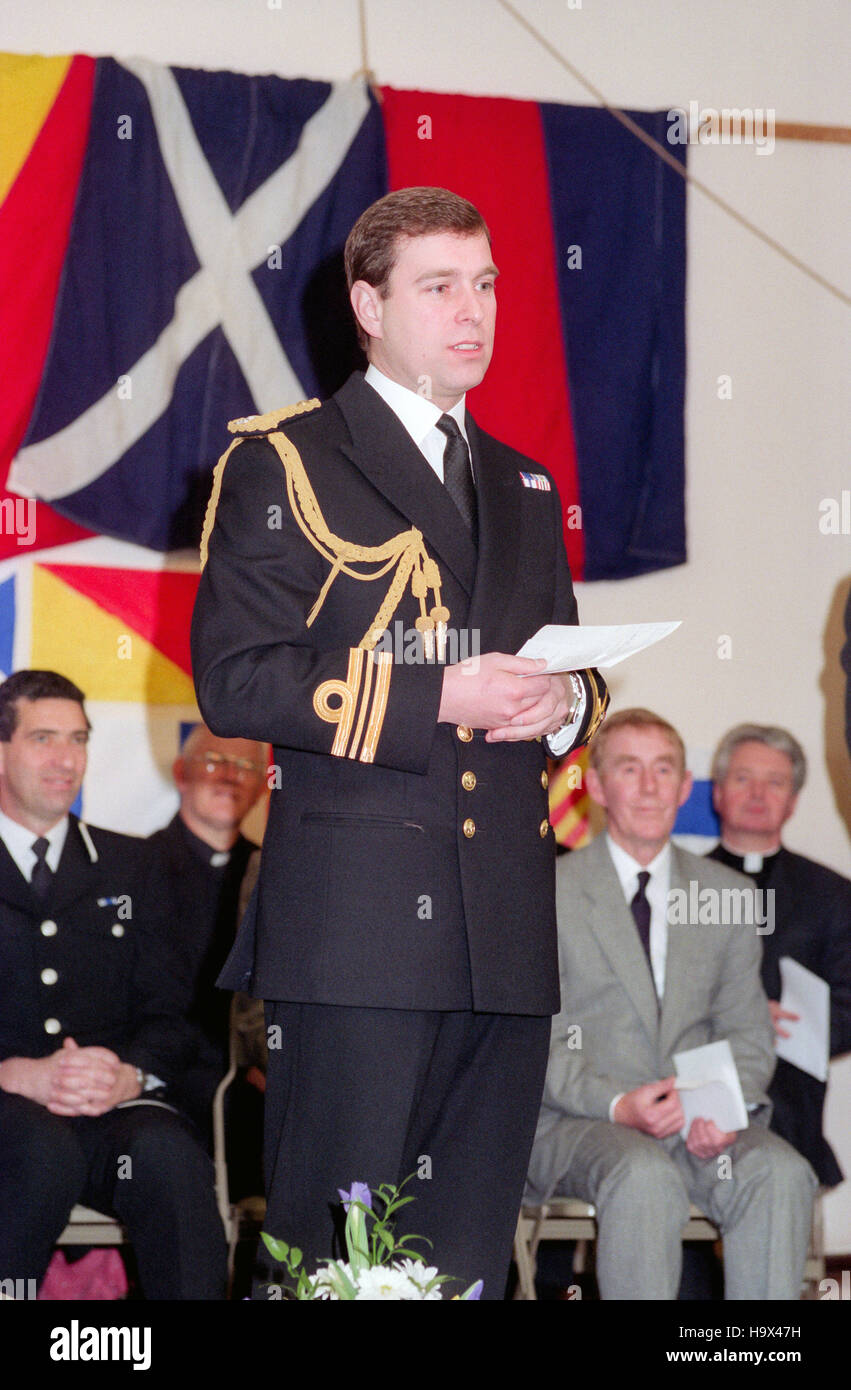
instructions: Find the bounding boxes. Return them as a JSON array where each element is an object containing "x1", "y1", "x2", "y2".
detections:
[{"x1": 4, "y1": 0, "x2": 850, "y2": 1251}]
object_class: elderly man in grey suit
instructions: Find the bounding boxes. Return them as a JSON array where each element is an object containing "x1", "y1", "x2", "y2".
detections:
[{"x1": 526, "y1": 708, "x2": 816, "y2": 1300}]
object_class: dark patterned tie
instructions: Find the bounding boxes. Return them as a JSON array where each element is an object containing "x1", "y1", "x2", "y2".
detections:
[
  {"x1": 436, "y1": 414, "x2": 477, "y2": 539},
  {"x1": 630, "y1": 869, "x2": 652, "y2": 965},
  {"x1": 31, "y1": 837, "x2": 53, "y2": 898}
]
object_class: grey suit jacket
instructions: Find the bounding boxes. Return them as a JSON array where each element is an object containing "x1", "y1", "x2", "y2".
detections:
[{"x1": 536, "y1": 835, "x2": 776, "y2": 1138}]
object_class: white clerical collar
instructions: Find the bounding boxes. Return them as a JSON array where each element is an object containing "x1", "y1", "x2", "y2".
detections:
[
  {"x1": 364, "y1": 364, "x2": 468, "y2": 448},
  {"x1": 605, "y1": 833, "x2": 672, "y2": 897},
  {"x1": 0, "y1": 807, "x2": 70, "y2": 880},
  {"x1": 720, "y1": 841, "x2": 781, "y2": 874}
]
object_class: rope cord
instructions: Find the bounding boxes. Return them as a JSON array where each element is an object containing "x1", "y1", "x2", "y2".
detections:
[{"x1": 494, "y1": 0, "x2": 849, "y2": 308}]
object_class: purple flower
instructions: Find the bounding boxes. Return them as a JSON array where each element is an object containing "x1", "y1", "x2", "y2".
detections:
[{"x1": 338, "y1": 1181, "x2": 372, "y2": 1212}]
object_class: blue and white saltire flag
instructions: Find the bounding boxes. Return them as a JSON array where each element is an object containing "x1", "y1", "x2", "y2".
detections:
[{"x1": 11, "y1": 60, "x2": 386, "y2": 551}]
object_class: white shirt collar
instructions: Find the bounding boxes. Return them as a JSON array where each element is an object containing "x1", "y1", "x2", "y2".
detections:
[
  {"x1": 0, "y1": 808, "x2": 70, "y2": 881},
  {"x1": 364, "y1": 363, "x2": 468, "y2": 448},
  {"x1": 605, "y1": 833, "x2": 672, "y2": 899}
]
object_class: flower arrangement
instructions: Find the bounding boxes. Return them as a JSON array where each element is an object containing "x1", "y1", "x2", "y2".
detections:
[{"x1": 261, "y1": 1179, "x2": 483, "y2": 1301}]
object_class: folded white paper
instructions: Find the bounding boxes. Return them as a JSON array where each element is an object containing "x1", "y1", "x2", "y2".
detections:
[
  {"x1": 516, "y1": 621, "x2": 681, "y2": 672},
  {"x1": 775, "y1": 956, "x2": 830, "y2": 1082},
  {"x1": 673, "y1": 1039, "x2": 749, "y2": 1138}
]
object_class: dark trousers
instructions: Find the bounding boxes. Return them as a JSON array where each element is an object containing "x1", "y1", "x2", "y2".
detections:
[
  {"x1": 0, "y1": 1092, "x2": 228, "y2": 1299},
  {"x1": 260, "y1": 1003, "x2": 551, "y2": 1301}
]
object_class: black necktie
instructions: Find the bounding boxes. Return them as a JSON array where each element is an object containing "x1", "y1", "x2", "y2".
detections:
[
  {"x1": 31, "y1": 837, "x2": 52, "y2": 898},
  {"x1": 630, "y1": 870, "x2": 652, "y2": 965},
  {"x1": 436, "y1": 414, "x2": 477, "y2": 539}
]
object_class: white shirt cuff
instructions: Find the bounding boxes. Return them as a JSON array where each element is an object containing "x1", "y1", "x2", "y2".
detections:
[{"x1": 545, "y1": 687, "x2": 588, "y2": 756}]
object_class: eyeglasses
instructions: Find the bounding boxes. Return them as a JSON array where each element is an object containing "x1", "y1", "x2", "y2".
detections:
[{"x1": 189, "y1": 752, "x2": 265, "y2": 778}]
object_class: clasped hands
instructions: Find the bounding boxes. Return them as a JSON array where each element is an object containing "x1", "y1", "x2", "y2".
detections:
[
  {"x1": 613, "y1": 1077, "x2": 737, "y2": 1160},
  {"x1": 439, "y1": 653, "x2": 573, "y2": 741},
  {"x1": 2, "y1": 1036, "x2": 141, "y2": 1116}
]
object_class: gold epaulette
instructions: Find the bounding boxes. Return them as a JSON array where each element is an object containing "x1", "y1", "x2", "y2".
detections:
[
  {"x1": 227, "y1": 398, "x2": 321, "y2": 436},
  {"x1": 199, "y1": 399, "x2": 321, "y2": 570}
]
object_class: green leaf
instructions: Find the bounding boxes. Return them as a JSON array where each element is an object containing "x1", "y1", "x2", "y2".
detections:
[
  {"x1": 323, "y1": 1260, "x2": 358, "y2": 1300},
  {"x1": 394, "y1": 1234, "x2": 433, "y2": 1259},
  {"x1": 389, "y1": 1194, "x2": 416, "y2": 1211},
  {"x1": 289, "y1": 1247, "x2": 302, "y2": 1269},
  {"x1": 261, "y1": 1233, "x2": 290, "y2": 1263},
  {"x1": 394, "y1": 1242, "x2": 425, "y2": 1261}
]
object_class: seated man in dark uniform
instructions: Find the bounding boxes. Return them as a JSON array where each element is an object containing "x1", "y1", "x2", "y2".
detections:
[
  {"x1": 709, "y1": 723, "x2": 851, "y2": 1189},
  {"x1": 0, "y1": 670, "x2": 227, "y2": 1299},
  {"x1": 148, "y1": 723, "x2": 266, "y2": 1134}
]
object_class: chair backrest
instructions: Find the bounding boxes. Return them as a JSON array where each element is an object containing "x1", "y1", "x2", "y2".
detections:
[{"x1": 212, "y1": 992, "x2": 267, "y2": 1230}]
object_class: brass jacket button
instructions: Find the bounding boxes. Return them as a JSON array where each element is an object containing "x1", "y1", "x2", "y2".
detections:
[
  {"x1": 541, "y1": 770, "x2": 549, "y2": 789},
  {"x1": 456, "y1": 725, "x2": 473, "y2": 742},
  {"x1": 462, "y1": 818, "x2": 476, "y2": 838},
  {"x1": 461, "y1": 771, "x2": 476, "y2": 791},
  {"x1": 539, "y1": 818, "x2": 550, "y2": 838}
]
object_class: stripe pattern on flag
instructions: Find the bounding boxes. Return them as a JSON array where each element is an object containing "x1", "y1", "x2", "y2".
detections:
[
  {"x1": 0, "y1": 54, "x2": 95, "y2": 559},
  {"x1": 13, "y1": 62, "x2": 386, "y2": 551},
  {"x1": 381, "y1": 85, "x2": 584, "y2": 579},
  {"x1": 549, "y1": 746, "x2": 593, "y2": 850}
]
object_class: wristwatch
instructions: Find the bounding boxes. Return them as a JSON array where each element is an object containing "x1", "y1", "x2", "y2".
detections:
[{"x1": 549, "y1": 671, "x2": 584, "y2": 736}]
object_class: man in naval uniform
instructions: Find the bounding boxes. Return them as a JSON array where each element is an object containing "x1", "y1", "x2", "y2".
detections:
[
  {"x1": 191, "y1": 187, "x2": 608, "y2": 1298},
  {"x1": 0, "y1": 670, "x2": 227, "y2": 1299}
]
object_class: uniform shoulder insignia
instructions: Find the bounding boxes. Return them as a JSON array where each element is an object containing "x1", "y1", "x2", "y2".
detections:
[
  {"x1": 199, "y1": 399, "x2": 321, "y2": 569},
  {"x1": 227, "y1": 398, "x2": 321, "y2": 436}
]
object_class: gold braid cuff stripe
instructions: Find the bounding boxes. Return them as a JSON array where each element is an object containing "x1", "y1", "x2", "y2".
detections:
[
  {"x1": 313, "y1": 647, "x2": 393, "y2": 762},
  {"x1": 583, "y1": 668, "x2": 610, "y2": 746}
]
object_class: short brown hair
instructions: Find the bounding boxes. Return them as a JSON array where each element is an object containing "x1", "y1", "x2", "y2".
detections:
[
  {"x1": 589, "y1": 707, "x2": 686, "y2": 773},
  {"x1": 345, "y1": 187, "x2": 490, "y2": 349}
]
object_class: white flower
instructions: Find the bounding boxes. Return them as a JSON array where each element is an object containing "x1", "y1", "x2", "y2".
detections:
[
  {"x1": 352, "y1": 1264, "x2": 428, "y2": 1300},
  {"x1": 393, "y1": 1259, "x2": 443, "y2": 1299},
  {"x1": 305, "y1": 1262, "x2": 352, "y2": 1300},
  {"x1": 301, "y1": 1255, "x2": 447, "y2": 1300}
]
